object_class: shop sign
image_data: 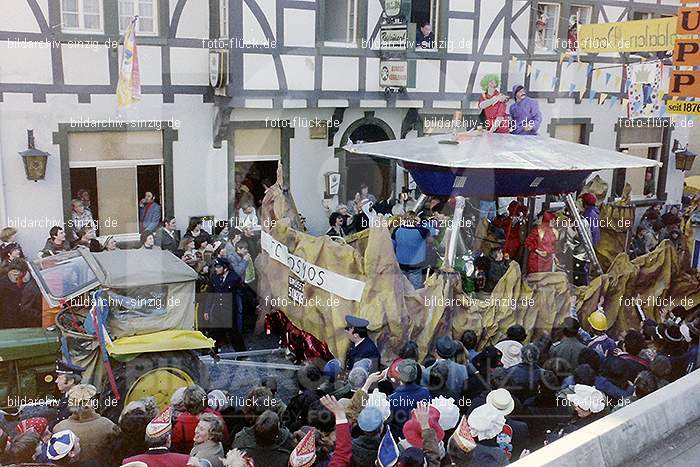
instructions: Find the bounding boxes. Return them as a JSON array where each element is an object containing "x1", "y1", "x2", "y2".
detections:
[
  {"x1": 380, "y1": 24, "x2": 408, "y2": 50},
  {"x1": 578, "y1": 17, "x2": 676, "y2": 53},
  {"x1": 380, "y1": 60, "x2": 408, "y2": 87},
  {"x1": 670, "y1": 5, "x2": 700, "y2": 97}
]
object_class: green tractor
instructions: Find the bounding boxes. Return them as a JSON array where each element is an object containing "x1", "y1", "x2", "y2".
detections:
[
  {"x1": 2, "y1": 248, "x2": 214, "y2": 420},
  {"x1": 0, "y1": 327, "x2": 61, "y2": 409}
]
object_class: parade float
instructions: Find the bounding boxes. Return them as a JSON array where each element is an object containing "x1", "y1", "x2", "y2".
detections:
[
  {"x1": 1, "y1": 249, "x2": 214, "y2": 418},
  {"x1": 258, "y1": 131, "x2": 700, "y2": 366}
]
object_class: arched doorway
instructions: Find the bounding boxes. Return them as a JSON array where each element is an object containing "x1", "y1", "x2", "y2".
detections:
[{"x1": 339, "y1": 117, "x2": 396, "y2": 204}]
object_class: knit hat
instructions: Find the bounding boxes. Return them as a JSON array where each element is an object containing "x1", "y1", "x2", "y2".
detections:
[
  {"x1": 512, "y1": 84, "x2": 525, "y2": 97},
  {"x1": 15, "y1": 417, "x2": 48, "y2": 435},
  {"x1": 468, "y1": 404, "x2": 506, "y2": 441},
  {"x1": 353, "y1": 358, "x2": 372, "y2": 372},
  {"x1": 145, "y1": 406, "x2": 173, "y2": 438},
  {"x1": 581, "y1": 193, "x2": 597, "y2": 206},
  {"x1": 207, "y1": 390, "x2": 230, "y2": 412},
  {"x1": 566, "y1": 384, "x2": 606, "y2": 413},
  {"x1": 289, "y1": 429, "x2": 316, "y2": 467},
  {"x1": 347, "y1": 367, "x2": 369, "y2": 390},
  {"x1": 388, "y1": 358, "x2": 404, "y2": 382},
  {"x1": 397, "y1": 359, "x2": 419, "y2": 383},
  {"x1": 323, "y1": 359, "x2": 342, "y2": 381},
  {"x1": 358, "y1": 406, "x2": 384, "y2": 433},
  {"x1": 47, "y1": 430, "x2": 77, "y2": 461},
  {"x1": 494, "y1": 340, "x2": 522, "y2": 368}
]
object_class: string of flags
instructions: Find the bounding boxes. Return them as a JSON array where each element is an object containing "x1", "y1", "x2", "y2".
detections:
[{"x1": 508, "y1": 57, "x2": 633, "y2": 110}]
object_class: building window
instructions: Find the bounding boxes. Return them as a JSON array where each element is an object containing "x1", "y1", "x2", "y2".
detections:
[
  {"x1": 567, "y1": 5, "x2": 592, "y2": 51},
  {"x1": 411, "y1": 0, "x2": 439, "y2": 50},
  {"x1": 570, "y1": 5, "x2": 592, "y2": 25},
  {"x1": 220, "y1": 0, "x2": 228, "y2": 38},
  {"x1": 68, "y1": 131, "x2": 164, "y2": 238},
  {"x1": 323, "y1": 0, "x2": 358, "y2": 46},
  {"x1": 616, "y1": 122, "x2": 667, "y2": 200},
  {"x1": 632, "y1": 12, "x2": 652, "y2": 21},
  {"x1": 534, "y1": 2, "x2": 559, "y2": 53},
  {"x1": 61, "y1": 0, "x2": 103, "y2": 33},
  {"x1": 119, "y1": 0, "x2": 158, "y2": 35}
]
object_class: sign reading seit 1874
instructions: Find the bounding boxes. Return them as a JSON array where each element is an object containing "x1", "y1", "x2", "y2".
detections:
[{"x1": 669, "y1": 4, "x2": 700, "y2": 97}]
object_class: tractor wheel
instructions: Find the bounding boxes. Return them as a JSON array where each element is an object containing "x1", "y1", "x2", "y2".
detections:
[{"x1": 99, "y1": 350, "x2": 209, "y2": 421}]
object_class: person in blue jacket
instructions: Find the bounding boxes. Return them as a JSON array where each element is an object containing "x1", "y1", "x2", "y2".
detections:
[
  {"x1": 391, "y1": 213, "x2": 431, "y2": 289},
  {"x1": 205, "y1": 258, "x2": 245, "y2": 352}
]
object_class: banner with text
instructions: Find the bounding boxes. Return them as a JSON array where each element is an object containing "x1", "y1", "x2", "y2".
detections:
[
  {"x1": 579, "y1": 17, "x2": 676, "y2": 53},
  {"x1": 260, "y1": 230, "x2": 366, "y2": 302}
]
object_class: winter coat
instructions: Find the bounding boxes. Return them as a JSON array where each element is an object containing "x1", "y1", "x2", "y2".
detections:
[
  {"x1": 190, "y1": 440, "x2": 225, "y2": 467},
  {"x1": 232, "y1": 423, "x2": 294, "y2": 466},
  {"x1": 203, "y1": 270, "x2": 242, "y2": 329},
  {"x1": 55, "y1": 408, "x2": 120, "y2": 466}
]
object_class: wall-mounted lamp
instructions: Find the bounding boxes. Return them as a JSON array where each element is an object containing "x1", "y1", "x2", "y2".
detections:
[
  {"x1": 19, "y1": 129, "x2": 50, "y2": 181},
  {"x1": 673, "y1": 139, "x2": 696, "y2": 172}
]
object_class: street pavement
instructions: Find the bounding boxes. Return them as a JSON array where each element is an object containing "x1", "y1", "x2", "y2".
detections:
[
  {"x1": 203, "y1": 330, "x2": 301, "y2": 402},
  {"x1": 628, "y1": 418, "x2": 700, "y2": 466}
]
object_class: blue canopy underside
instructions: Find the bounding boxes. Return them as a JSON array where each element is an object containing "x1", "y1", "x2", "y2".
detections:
[{"x1": 402, "y1": 162, "x2": 592, "y2": 197}]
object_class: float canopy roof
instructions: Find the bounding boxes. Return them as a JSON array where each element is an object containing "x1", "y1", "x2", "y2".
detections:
[{"x1": 344, "y1": 133, "x2": 661, "y2": 197}]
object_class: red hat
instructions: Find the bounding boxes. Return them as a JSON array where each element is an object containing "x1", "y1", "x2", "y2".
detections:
[
  {"x1": 402, "y1": 406, "x2": 445, "y2": 448},
  {"x1": 581, "y1": 193, "x2": 597, "y2": 206},
  {"x1": 542, "y1": 211, "x2": 556, "y2": 223},
  {"x1": 16, "y1": 417, "x2": 48, "y2": 435},
  {"x1": 388, "y1": 358, "x2": 404, "y2": 382}
]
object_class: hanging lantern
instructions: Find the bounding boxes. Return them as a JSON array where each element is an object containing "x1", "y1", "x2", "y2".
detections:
[{"x1": 19, "y1": 129, "x2": 50, "y2": 181}]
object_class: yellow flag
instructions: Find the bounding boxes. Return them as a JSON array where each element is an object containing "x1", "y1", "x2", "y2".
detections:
[
  {"x1": 559, "y1": 52, "x2": 566, "y2": 65},
  {"x1": 527, "y1": 64, "x2": 533, "y2": 77},
  {"x1": 599, "y1": 93, "x2": 608, "y2": 104}
]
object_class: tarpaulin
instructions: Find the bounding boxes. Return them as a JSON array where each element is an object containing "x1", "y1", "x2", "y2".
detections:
[{"x1": 257, "y1": 181, "x2": 700, "y2": 363}]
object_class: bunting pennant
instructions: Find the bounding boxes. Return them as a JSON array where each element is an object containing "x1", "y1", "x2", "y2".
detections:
[
  {"x1": 559, "y1": 52, "x2": 566, "y2": 65},
  {"x1": 566, "y1": 55, "x2": 575, "y2": 67},
  {"x1": 622, "y1": 98, "x2": 629, "y2": 109},
  {"x1": 116, "y1": 17, "x2": 141, "y2": 107},
  {"x1": 605, "y1": 72, "x2": 612, "y2": 85},
  {"x1": 599, "y1": 93, "x2": 608, "y2": 104},
  {"x1": 527, "y1": 64, "x2": 533, "y2": 77},
  {"x1": 568, "y1": 83, "x2": 576, "y2": 96},
  {"x1": 580, "y1": 85, "x2": 587, "y2": 97},
  {"x1": 535, "y1": 69, "x2": 542, "y2": 81},
  {"x1": 511, "y1": 56, "x2": 518, "y2": 65},
  {"x1": 587, "y1": 64, "x2": 594, "y2": 76},
  {"x1": 594, "y1": 69, "x2": 602, "y2": 80},
  {"x1": 551, "y1": 76, "x2": 559, "y2": 88},
  {"x1": 609, "y1": 95, "x2": 619, "y2": 108},
  {"x1": 589, "y1": 91, "x2": 598, "y2": 103}
]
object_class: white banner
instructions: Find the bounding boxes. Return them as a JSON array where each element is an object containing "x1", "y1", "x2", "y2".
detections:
[{"x1": 260, "y1": 230, "x2": 366, "y2": 302}]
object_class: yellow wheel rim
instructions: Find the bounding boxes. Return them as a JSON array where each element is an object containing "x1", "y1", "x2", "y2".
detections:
[{"x1": 125, "y1": 367, "x2": 194, "y2": 410}]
